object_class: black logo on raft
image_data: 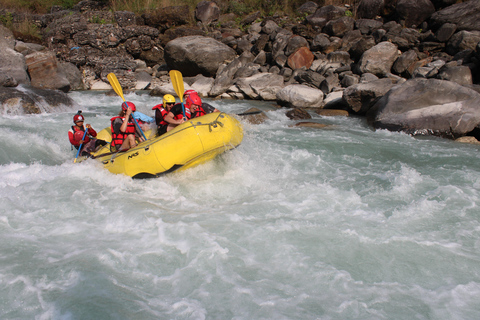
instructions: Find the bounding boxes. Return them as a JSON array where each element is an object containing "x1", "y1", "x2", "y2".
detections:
[{"x1": 128, "y1": 151, "x2": 139, "y2": 160}]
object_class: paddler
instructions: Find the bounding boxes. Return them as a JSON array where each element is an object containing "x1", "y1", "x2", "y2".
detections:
[
  {"x1": 68, "y1": 111, "x2": 107, "y2": 157},
  {"x1": 110, "y1": 102, "x2": 145, "y2": 151}
]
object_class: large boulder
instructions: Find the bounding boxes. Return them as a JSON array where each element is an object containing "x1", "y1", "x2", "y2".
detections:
[
  {"x1": 25, "y1": 51, "x2": 71, "y2": 92},
  {"x1": 0, "y1": 25, "x2": 29, "y2": 85},
  {"x1": 235, "y1": 73, "x2": 284, "y2": 100},
  {"x1": 357, "y1": 41, "x2": 400, "y2": 76},
  {"x1": 164, "y1": 35, "x2": 236, "y2": 77},
  {"x1": 430, "y1": 0, "x2": 480, "y2": 31},
  {"x1": 0, "y1": 85, "x2": 74, "y2": 114},
  {"x1": 357, "y1": 0, "x2": 385, "y2": 19},
  {"x1": 276, "y1": 84, "x2": 324, "y2": 108},
  {"x1": 396, "y1": 0, "x2": 435, "y2": 28},
  {"x1": 343, "y1": 78, "x2": 396, "y2": 115},
  {"x1": 368, "y1": 78, "x2": 480, "y2": 138},
  {"x1": 195, "y1": 1, "x2": 220, "y2": 25}
]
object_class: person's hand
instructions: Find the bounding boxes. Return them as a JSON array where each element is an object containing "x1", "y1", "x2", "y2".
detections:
[
  {"x1": 79, "y1": 140, "x2": 85, "y2": 144},
  {"x1": 126, "y1": 107, "x2": 132, "y2": 116},
  {"x1": 86, "y1": 124, "x2": 91, "y2": 129}
]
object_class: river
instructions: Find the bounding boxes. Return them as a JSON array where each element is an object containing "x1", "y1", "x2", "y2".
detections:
[{"x1": 1, "y1": 89, "x2": 480, "y2": 319}]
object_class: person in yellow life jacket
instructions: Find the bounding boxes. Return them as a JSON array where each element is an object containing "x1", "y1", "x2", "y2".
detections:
[
  {"x1": 68, "y1": 111, "x2": 107, "y2": 157},
  {"x1": 184, "y1": 90, "x2": 219, "y2": 118},
  {"x1": 110, "y1": 102, "x2": 145, "y2": 152},
  {"x1": 152, "y1": 94, "x2": 176, "y2": 136}
]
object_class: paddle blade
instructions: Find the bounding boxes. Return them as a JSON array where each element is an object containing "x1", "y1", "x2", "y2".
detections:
[
  {"x1": 107, "y1": 73, "x2": 126, "y2": 102},
  {"x1": 169, "y1": 70, "x2": 184, "y2": 102}
]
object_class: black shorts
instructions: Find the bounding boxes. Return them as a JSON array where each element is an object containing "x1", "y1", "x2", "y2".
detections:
[{"x1": 157, "y1": 124, "x2": 168, "y2": 136}]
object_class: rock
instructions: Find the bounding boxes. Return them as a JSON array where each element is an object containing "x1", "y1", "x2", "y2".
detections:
[
  {"x1": 435, "y1": 23, "x2": 457, "y2": 42},
  {"x1": 295, "y1": 122, "x2": 330, "y2": 128},
  {"x1": 343, "y1": 78, "x2": 396, "y2": 114},
  {"x1": 59, "y1": 62, "x2": 85, "y2": 90},
  {"x1": 324, "y1": 16, "x2": 355, "y2": 37},
  {"x1": 355, "y1": 19, "x2": 384, "y2": 35},
  {"x1": 430, "y1": 0, "x2": 480, "y2": 31},
  {"x1": 190, "y1": 75, "x2": 214, "y2": 96},
  {"x1": 368, "y1": 78, "x2": 480, "y2": 138},
  {"x1": 0, "y1": 74, "x2": 18, "y2": 87},
  {"x1": 357, "y1": 0, "x2": 384, "y2": 19},
  {"x1": 0, "y1": 85, "x2": 74, "y2": 114},
  {"x1": 142, "y1": 5, "x2": 190, "y2": 30},
  {"x1": 437, "y1": 65, "x2": 473, "y2": 85},
  {"x1": 455, "y1": 136, "x2": 480, "y2": 144},
  {"x1": 114, "y1": 11, "x2": 137, "y2": 27},
  {"x1": 298, "y1": 1, "x2": 318, "y2": 15},
  {"x1": 164, "y1": 35, "x2": 236, "y2": 77},
  {"x1": 287, "y1": 47, "x2": 315, "y2": 70},
  {"x1": 306, "y1": 5, "x2": 345, "y2": 28},
  {"x1": 392, "y1": 49, "x2": 418, "y2": 75},
  {"x1": 236, "y1": 73, "x2": 284, "y2": 100},
  {"x1": 357, "y1": 41, "x2": 400, "y2": 76},
  {"x1": 276, "y1": 84, "x2": 324, "y2": 108},
  {"x1": 14, "y1": 41, "x2": 45, "y2": 55},
  {"x1": 446, "y1": 30, "x2": 480, "y2": 56},
  {"x1": 0, "y1": 26, "x2": 30, "y2": 85},
  {"x1": 286, "y1": 108, "x2": 312, "y2": 120},
  {"x1": 239, "y1": 108, "x2": 268, "y2": 124},
  {"x1": 25, "y1": 51, "x2": 71, "y2": 92},
  {"x1": 396, "y1": 0, "x2": 435, "y2": 28},
  {"x1": 317, "y1": 109, "x2": 349, "y2": 117},
  {"x1": 195, "y1": 1, "x2": 220, "y2": 25}
]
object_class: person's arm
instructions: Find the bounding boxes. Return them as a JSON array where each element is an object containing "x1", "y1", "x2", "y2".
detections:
[
  {"x1": 164, "y1": 108, "x2": 185, "y2": 125},
  {"x1": 86, "y1": 124, "x2": 97, "y2": 137},
  {"x1": 120, "y1": 108, "x2": 132, "y2": 133}
]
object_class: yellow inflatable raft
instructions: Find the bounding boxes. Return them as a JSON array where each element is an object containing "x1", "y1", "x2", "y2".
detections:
[{"x1": 85, "y1": 112, "x2": 243, "y2": 178}]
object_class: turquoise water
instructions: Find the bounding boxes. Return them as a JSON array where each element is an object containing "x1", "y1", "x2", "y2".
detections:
[{"x1": 1, "y1": 90, "x2": 480, "y2": 319}]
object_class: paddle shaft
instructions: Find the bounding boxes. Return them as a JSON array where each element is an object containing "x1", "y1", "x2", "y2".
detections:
[
  {"x1": 74, "y1": 128, "x2": 88, "y2": 163},
  {"x1": 169, "y1": 70, "x2": 187, "y2": 120}
]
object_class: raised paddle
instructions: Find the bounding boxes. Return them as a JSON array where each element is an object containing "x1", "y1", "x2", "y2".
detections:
[
  {"x1": 107, "y1": 73, "x2": 147, "y2": 141},
  {"x1": 74, "y1": 128, "x2": 88, "y2": 163},
  {"x1": 169, "y1": 70, "x2": 187, "y2": 120}
]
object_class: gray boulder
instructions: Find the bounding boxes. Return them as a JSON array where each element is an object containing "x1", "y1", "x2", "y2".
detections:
[
  {"x1": 276, "y1": 84, "x2": 324, "y2": 108},
  {"x1": 357, "y1": 41, "x2": 400, "y2": 76},
  {"x1": 164, "y1": 35, "x2": 236, "y2": 77},
  {"x1": 396, "y1": 0, "x2": 435, "y2": 28},
  {"x1": 430, "y1": 0, "x2": 480, "y2": 31},
  {"x1": 0, "y1": 85, "x2": 74, "y2": 114},
  {"x1": 343, "y1": 78, "x2": 396, "y2": 114},
  {"x1": 368, "y1": 78, "x2": 480, "y2": 138},
  {"x1": 0, "y1": 26, "x2": 29, "y2": 85},
  {"x1": 25, "y1": 51, "x2": 71, "y2": 92},
  {"x1": 235, "y1": 73, "x2": 284, "y2": 100},
  {"x1": 195, "y1": 1, "x2": 220, "y2": 25}
]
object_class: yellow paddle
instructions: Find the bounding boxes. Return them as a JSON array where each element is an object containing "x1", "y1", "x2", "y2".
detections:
[
  {"x1": 169, "y1": 70, "x2": 187, "y2": 119},
  {"x1": 107, "y1": 73, "x2": 147, "y2": 140}
]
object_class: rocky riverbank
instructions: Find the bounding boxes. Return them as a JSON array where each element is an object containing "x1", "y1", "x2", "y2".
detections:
[{"x1": 1, "y1": 0, "x2": 480, "y2": 142}]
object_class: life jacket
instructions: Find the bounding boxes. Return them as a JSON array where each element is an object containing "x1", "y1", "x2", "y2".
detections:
[
  {"x1": 110, "y1": 116, "x2": 136, "y2": 147},
  {"x1": 173, "y1": 105, "x2": 191, "y2": 120},
  {"x1": 192, "y1": 106, "x2": 207, "y2": 118},
  {"x1": 70, "y1": 125, "x2": 91, "y2": 149},
  {"x1": 152, "y1": 104, "x2": 169, "y2": 126}
]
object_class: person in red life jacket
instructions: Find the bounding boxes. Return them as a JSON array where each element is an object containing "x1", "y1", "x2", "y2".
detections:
[
  {"x1": 152, "y1": 94, "x2": 176, "y2": 136},
  {"x1": 163, "y1": 95, "x2": 193, "y2": 132},
  {"x1": 110, "y1": 102, "x2": 145, "y2": 152},
  {"x1": 184, "y1": 90, "x2": 219, "y2": 118},
  {"x1": 68, "y1": 111, "x2": 107, "y2": 156}
]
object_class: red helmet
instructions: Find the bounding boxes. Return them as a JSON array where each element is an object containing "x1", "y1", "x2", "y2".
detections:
[
  {"x1": 122, "y1": 101, "x2": 136, "y2": 112},
  {"x1": 184, "y1": 90, "x2": 196, "y2": 97},
  {"x1": 186, "y1": 92, "x2": 202, "y2": 109},
  {"x1": 73, "y1": 113, "x2": 84, "y2": 123}
]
